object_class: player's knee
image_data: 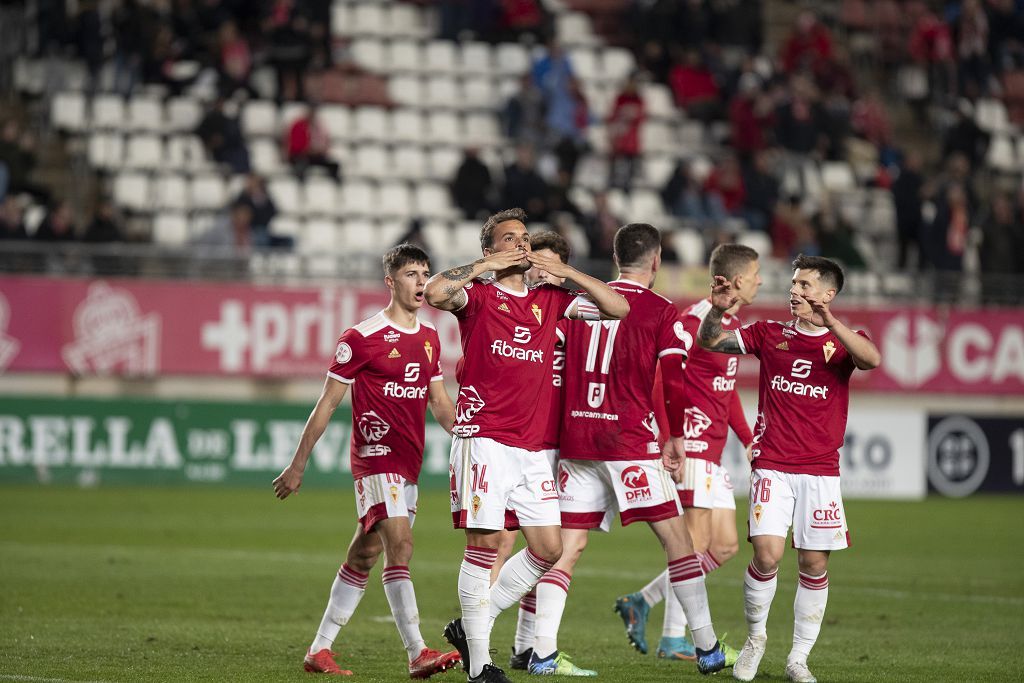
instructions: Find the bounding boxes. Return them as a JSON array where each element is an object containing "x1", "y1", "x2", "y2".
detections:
[
  {"x1": 713, "y1": 541, "x2": 739, "y2": 563},
  {"x1": 797, "y1": 554, "x2": 828, "y2": 576},
  {"x1": 347, "y1": 544, "x2": 381, "y2": 573},
  {"x1": 530, "y1": 539, "x2": 562, "y2": 565},
  {"x1": 752, "y1": 548, "x2": 780, "y2": 574}
]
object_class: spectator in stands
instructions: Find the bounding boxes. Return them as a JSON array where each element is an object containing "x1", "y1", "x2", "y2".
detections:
[
  {"x1": 306, "y1": 0, "x2": 333, "y2": 68},
  {"x1": 987, "y1": 0, "x2": 1024, "y2": 75},
  {"x1": 111, "y1": 0, "x2": 155, "y2": 95},
  {"x1": 33, "y1": 201, "x2": 77, "y2": 242},
  {"x1": 908, "y1": 2, "x2": 955, "y2": 105},
  {"x1": 771, "y1": 195, "x2": 819, "y2": 259},
  {"x1": 233, "y1": 174, "x2": 278, "y2": 246},
  {"x1": 284, "y1": 105, "x2": 341, "y2": 181},
  {"x1": 922, "y1": 182, "x2": 971, "y2": 285},
  {"x1": 264, "y1": 0, "x2": 311, "y2": 103},
  {"x1": 774, "y1": 76, "x2": 829, "y2": 158},
  {"x1": 532, "y1": 39, "x2": 576, "y2": 141},
  {"x1": 501, "y1": 144, "x2": 548, "y2": 219},
  {"x1": 851, "y1": 87, "x2": 893, "y2": 154},
  {"x1": 217, "y1": 20, "x2": 255, "y2": 98},
  {"x1": 659, "y1": 230, "x2": 680, "y2": 264},
  {"x1": 892, "y1": 150, "x2": 925, "y2": 269},
  {"x1": 502, "y1": 72, "x2": 547, "y2": 147},
  {"x1": 0, "y1": 121, "x2": 49, "y2": 205},
  {"x1": 729, "y1": 72, "x2": 774, "y2": 160},
  {"x1": 813, "y1": 201, "x2": 866, "y2": 269},
  {"x1": 196, "y1": 98, "x2": 251, "y2": 174},
  {"x1": 194, "y1": 202, "x2": 254, "y2": 253},
  {"x1": 499, "y1": 0, "x2": 549, "y2": 43},
  {"x1": 942, "y1": 99, "x2": 989, "y2": 167},
  {"x1": 669, "y1": 49, "x2": 723, "y2": 122},
  {"x1": 545, "y1": 169, "x2": 584, "y2": 224},
  {"x1": 979, "y1": 192, "x2": 1024, "y2": 303},
  {"x1": 662, "y1": 158, "x2": 722, "y2": 228},
  {"x1": 582, "y1": 190, "x2": 621, "y2": 262},
  {"x1": 954, "y1": 0, "x2": 990, "y2": 98},
  {"x1": 780, "y1": 10, "x2": 833, "y2": 74},
  {"x1": 741, "y1": 149, "x2": 779, "y2": 233},
  {"x1": 0, "y1": 196, "x2": 27, "y2": 240},
  {"x1": 703, "y1": 155, "x2": 746, "y2": 225},
  {"x1": 395, "y1": 217, "x2": 430, "y2": 252},
  {"x1": 83, "y1": 198, "x2": 124, "y2": 243},
  {"x1": 451, "y1": 148, "x2": 494, "y2": 220},
  {"x1": 607, "y1": 73, "x2": 645, "y2": 190},
  {"x1": 73, "y1": 0, "x2": 104, "y2": 94}
]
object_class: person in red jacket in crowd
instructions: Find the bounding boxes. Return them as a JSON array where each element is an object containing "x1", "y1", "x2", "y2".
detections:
[
  {"x1": 669, "y1": 49, "x2": 722, "y2": 122},
  {"x1": 284, "y1": 105, "x2": 341, "y2": 180},
  {"x1": 607, "y1": 73, "x2": 646, "y2": 189},
  {"x1": 780, "y1": 10, "x2": 833, "y2": 74}
]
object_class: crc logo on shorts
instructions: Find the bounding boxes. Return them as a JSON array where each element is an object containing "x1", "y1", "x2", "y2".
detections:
[
  {"x1": 357, "y1": 411, "x2": 391, "y2": 442},
  {"x1": 456, "y1": 385, "x2": 486, "y2": 423},
  {"x1": 540, "y1": 478, "x2": 558, "y2": 500},
  {"x1": 620, "y1": 465, "x2": 652, "y2": 503},
  {"x1": 335, "y1": 342, "x2": 352, "y2": 364},
  {"x1": 810, "y1": 501, "x2": 842, "y2": 529}
]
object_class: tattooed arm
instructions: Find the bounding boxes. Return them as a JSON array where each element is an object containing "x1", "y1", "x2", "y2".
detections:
[
  {"x1": 697, "y1": 275, "x2": 743, "y2": 354},
  {"x1": 423, "y1": 259, "x2": 484, "y2": 311}
]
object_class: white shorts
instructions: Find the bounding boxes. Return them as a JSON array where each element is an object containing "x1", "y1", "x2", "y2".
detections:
[
  {"x1": 354, "y1": 472, "x2": 418, "y2": 534},
  {"x1": 449, "y1": 436, "x2": 560, "y2": 531},
  {"x1": 677, "y1": 459, "x2": 736, "y2": 510},
  {"x1": 747, "y1": 468, "x2": 850, "y2": 551},
  {"x1": 558, "y1": 458, "x2": 682, "y2": 532}
]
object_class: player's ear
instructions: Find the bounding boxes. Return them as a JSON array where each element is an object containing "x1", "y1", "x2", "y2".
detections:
[
  {"x1": 823, "y1": 288, "x2": 836, "y2": 303},
  {"x1": 384, "y1": 274, "x2": 395, "y2": 291}
]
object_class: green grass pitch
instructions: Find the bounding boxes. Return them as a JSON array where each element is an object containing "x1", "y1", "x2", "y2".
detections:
[{"x1": 1, "y1": 486, "x2": 1022, "y2": 682}]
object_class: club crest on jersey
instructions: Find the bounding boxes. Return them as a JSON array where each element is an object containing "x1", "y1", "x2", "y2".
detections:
[
  {"x1": 390, "y1": 485, "x2": 399, "y2": 503},
  {"x1": 424, "y1": 340, "x2": 433, "y2": 363},
  {"x1": 471, "y1": 494, "x2": 482, "y2": 518},
  {"x1": 531, "y1": 303, "x2": 542, "y2": 324},
  {"x1": 753, "y1": 504, "x2": 763, "y2": 525},
  {"x1": 384, "y1": 330, "x2": 400, "y2": 344},
  {"x1": 497, "y1": 303, "x2": 510, "y2": 313},
  {"x1": 388, "y1": 348, "x2": 401, "y2": 359},
  {"x1": 823, "y1": 340, "x2": 836, "y2": 363},
  {"x1": 357, "y1": 411, "x2": 390, "y2": 442},
  {"x1": 776, "y1": 341, "x2": 789, "y2": 350}
]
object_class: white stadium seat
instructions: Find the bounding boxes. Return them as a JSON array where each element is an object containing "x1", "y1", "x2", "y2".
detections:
[
  {"x1": 462, "y1": 77, "x2": 497, "y2": 109},
  {"x1": 303, "y1": 177, "x2": 340, "y2": 216},
  {"x1": 387, "y1": 39, "x2": 423, "y2": 73},
  {"x1": 269, "y1": 215, "x2": 303, "y2": 240},
  {"x1": 302, "y1": 218, "x2": 339, "y2": 253},
  {"x1": 390, "y1": 3, "x2": 426, "y2": 39},
  {"x1": 424, "y1": 41, "x2": 458, "y2": 75},
  {"x1": 390, "y1": 108, "x2": 426, "y2": 144},
  {"x1": 392, "y1": 146, "x2": 428, "y2": 180},
  {"x1": 558, "y1": 12, "x2": 598, "y2": 47},
  {"x1": 318, "y1": 105, "x2": 352, "y2": 140},
  {"x1": 602, "y1": 48, "x2": 636, "y2": 84},
  {"x1": 124, "y1": 135, "x2": 164, "y2": 170},
  {"x1": 350, "y1": 38, "x2": 387, "y2": 72},
  {"x1": 568, "y1": 47, "x2": 599, "y2": 83},
  {"x1": 494, "y1": 43, "x2": 532, "y2": 76},
  {"x1": 351, "y1": 4, "x2": 386, "y2": 37},
  {"x1": 113, "y1": 173, "x2": 151, "y2": 212},
  {"x1": 353, "y1": 144, "x2": 391, "y2": 179},
  {"x1": 340, "y1": 180, "x2": 376, "y2": 216},
  {"x1": 268, "y1": 176, "x2": 301, "y2": 215},
  {"x1": 414, "y1": 182, "x2": 456, "y2": 220},
  {"x1": 736, "y1": 230, "x2": 773, "y2": 259},
  {"x1": 87, "y1": 132, "x2": 124, "y2": 169},
  {"x1": 459, "y1": 42, "x2": 494, "y2": 76},
  {"x1": 628, "y1": 189, "x2": 666, "y2": 224},
  {"x1": 165, "y1": 135, "x2": 210, "y2": 171},
  {"x1": 428, "y1": 146, "x2": 463, "y2": 180},
  {"x1": 340, "y1": 218, "x2": 379, "y2": 251},
  {"x1": 821, "y1": 161, "x2": 856, "y2": 192},
  {"x1": 426, "y1": 111, "x2": 461, "y2": 145},
  {"x1": 152, "y1": 212, "x2": 190, "y2": 245},
  {"x1": 189, "y1": 173, "x2": 228, "y2": 211},
  {"x1": 353, "y1": 106, "x2": 389, "y2": 141},
  {"x1": 423, "y1": 75, "x2": 460, "y2": 108},
  {"x1": 422, "y1": 220, "x2": 453, "y2": 255},
  {"x1": 154, "y1": 173, "x2": 190, "y2": 211},
  {"x1": 51, "y1": 91, "x2": 87, "y2": 132},
  {"x1": 91, "y1": 94, "x2": 126, "y2": 129},
  {"x1": 166, "y1": 97, "x2": 202, "y2": 132},
  {"x1": 672, "y1": 228, "x2": 706, "y2": 267},
  {"x1": 127, "y1": 96, "x2": 165, "y2": 133},
  {"x1": 250, "y1": 138, "x2": 285, "y2": 175},
  {"x1": 464, "y1": 113, "x2": 501, "y2": 146},
  {"x1": 241, "y1": 100, "x2": 279, "y2": 138},
  {"x1": 377, "y1": 181, "x2": 414, "y2": 218},
  {"x1": 388, "y1": 75, "x2": 425, "y2": 106}
]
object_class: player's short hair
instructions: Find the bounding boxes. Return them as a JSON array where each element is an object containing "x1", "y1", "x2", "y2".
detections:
[
  {"x1": 481, "y1": 207, "x2": 528, "y2": 252},
  {"x1": 792, "y1": 254, "x2": 845, "y2": 293},
  {"x1": 614, "y1": 223, "x2": 661, "y2": 270},
  {"x1": 383, "y1": 243, "x2": 430, "y2": 276},
  {"x1": 709, "y1": 244, "x2": 759, "y2": 280},
  {"x1": 530, "y1": 230, "x2": 571, "y2": 264}
]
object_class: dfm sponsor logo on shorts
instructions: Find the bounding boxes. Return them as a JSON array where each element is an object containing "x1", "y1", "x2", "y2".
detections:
[
  {"x1": 620, "y1": 465, "x2": 653, "y2": 503},
  {"x1": 490, "y1": 326, "x2": 544, "y2": 363},
  {"x1": 770, "y1": 359, "x2": 829, "y2": 399},
  {"x1": 810, "y1": 500, "x2": 842, "y2": 529},
  {"x1": 712, "y1": 357, "x2": 739, "y2": 391},
  {"x1": 382, "y1": 363, "x2": 428, "y2": 399}
]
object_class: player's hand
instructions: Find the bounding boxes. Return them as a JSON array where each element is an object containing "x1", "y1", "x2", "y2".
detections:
[
  {"x1": 745, "y1": 444, "x2": 754, "y2": 464},
  {"x1": 272, "y1": 465, "x2": 304, "y2": 500},
  {"x1": 793, "y1": 294, "x2": 836, "y2": 328},
  {"x1": 484, "y1": 247, "x2": 529, "y2": 271},
  {"x1": 710, "y1": 275, "x2": 739, "y2": 312},
  {"x1": 662, "y1": 436, "x2": 685, "y2": 473},
  {"x1": 526, "y1": 249, "x2": 574, "y2": 279}
]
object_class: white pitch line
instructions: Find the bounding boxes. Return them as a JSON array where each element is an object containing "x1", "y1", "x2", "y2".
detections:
[{"x1": 0, "y1": 675, "x2": 112, "y2": 683}]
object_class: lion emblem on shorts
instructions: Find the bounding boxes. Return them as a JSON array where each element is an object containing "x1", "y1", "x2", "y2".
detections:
[
  {"x1": 357, "y1": 411, "x2": 391, "y2": 442},
  {"x1": 456, "y1": 385, "x2": 486, "y2": 423}
]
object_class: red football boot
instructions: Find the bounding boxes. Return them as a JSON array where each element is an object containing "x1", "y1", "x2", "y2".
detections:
[
  {"x1": 303, "y1": 649, "x2": 354, "y2": 675},
  {"x1": 408, "y1": 647, "x2": 462, "y2": 679}
]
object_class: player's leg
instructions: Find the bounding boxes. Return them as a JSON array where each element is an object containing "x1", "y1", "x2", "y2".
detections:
[
  {"x1": 785, "y1": 549, "x2": 830, "y2": 683},
  {"x1": 701, "y1": 463, "x2": 739, "y2": 573},
  {"x1": 613, "y1": 569, "x2": 663, "y2": 654},
  {"x1": 305, "y1": 523, "x2": 383, "y2": 674},
  {"x1": 655, "y1": 504, "x2": 712, "y2": 659}
]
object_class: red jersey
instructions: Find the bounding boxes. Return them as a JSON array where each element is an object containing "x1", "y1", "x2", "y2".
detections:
[
  {"x1": 327, "y1": 311, "x2": 443, "y2": 483},
  {"x1": 736, "y1": 319, "x2": 868, "y2": 476},
  {"x1": 452, "y1": 278, "x2": 580, "y2": 451},
  {"x1": 560, "y1": 280, "x2": 686, "y2": 461},
  {"x1": 679, "y1": 299, "x2": 748, "y2": 463}
]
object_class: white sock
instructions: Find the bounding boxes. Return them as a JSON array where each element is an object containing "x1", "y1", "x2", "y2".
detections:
[
  {"x1": 662, "y1": 570, "x2": 689, "y2": 638},
  {"x1": 533, "y1": 569, "x2": 571, "y2": 658},
  {"x1": 514, "y1": 590, "x2": 537, "y2": 655},
  {"x1": 639, "y1": 569, "x2": 667, "y2": 607},
  {"x1": 743, "y1": 561, "x2": 778, "y2": 638},
  {"x1": 789, "y1": 571, "x2": 829, "y2": 664},
  {"x1": 460, "y1": 546, "x2": 498, "y2": 678},
  {"x1": 382, "y1": 565, "x2": 426, "y2": 661},
  {"x1": 310, "y1": 563, "x2": 369, "y2": 653},
  {"x1": 488, "y1": 548, "x2": 553, "y2": 627},
  {"x1": 668, "y1": 554, "x2": 716, "y2": 651}
]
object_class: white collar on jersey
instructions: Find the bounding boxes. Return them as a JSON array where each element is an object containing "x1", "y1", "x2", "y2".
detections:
[
  {"x1": 792, "y1": 320, "x2": 830, "y2": 337},
  {"x1": 380, "y1": 310, "x2": 420, "y2": 334},
  {"x1": 612, "y1": 278, "x2": 649, "y2": 290},
  {"x1": 494, "y1": 281, "x2": 529, "y2": 297}
]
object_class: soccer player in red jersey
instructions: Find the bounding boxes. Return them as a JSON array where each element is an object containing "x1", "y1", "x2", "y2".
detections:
[
  {"x1": 698, "y1": 254, "x2": 881, "y2": 683},
  {"x1": 272, "y1": 244, "x2": 462, "y2": 679},
  {"x1": 424, "y1": 208, "x2": 629, "y2": 683},
  {"x1": 531, "y1": 223, "x2": 732, "y2": 677},
  {"x1": 615, "y1": 244, "x2": 762, "y2": 661}
]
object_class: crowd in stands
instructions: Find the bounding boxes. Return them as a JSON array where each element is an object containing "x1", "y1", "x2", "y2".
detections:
[{"x1": 0, "y1": 0, "x2": 1023, "y2": 300}]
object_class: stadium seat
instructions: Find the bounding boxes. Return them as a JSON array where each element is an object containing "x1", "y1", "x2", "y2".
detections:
[
  {"x1": 280, "y1": 102, "x2": 308, "y2": 129},
  {"x1": 152, "y1": 212, "x2": 190, "y2": 246},
  {"x1": 628, "y1": 189, "x2": 666, "y2": 224},
  {"x1": 568, "y1": 47, "x2": 600, "y2": 83},
  {"x1": 87, "y1": 132, "x2": 124, "y2": 169},
  {"x1": 388, "y1": 74, "x2": 425, "y2": 106},
  {"x1": 640, "y1": 156, "x2": 677, "y2": 189},
  {"x1": 678, "y1": 121, "x2": 706, "y2": 151},
  {"x1": 269, "y1": 215, "x2": 302, "y2": 240},
  {"x1": 350, "y1": 38, "x2": 387, "y2": 73},
  {"x1": 584, "y1": 83, "x2": 614, "y2": 119},
  {"x1": 319, "y1": 104, "x2": 352, "y2": 140},
  {"x1": 422, "y1": 220, "x2": 454, "y2": 256},
  {"x1": 304, "y1": 177, "x2": 340, "y2": 216},
  {"x1": 428, "y1": 146, "x2": 463, "y2": 180},
  {"x1": 124, "y1": 134, "x2": 164, "y2": 170},
  {"x1": 821, "y1": 161, "x2": 857, "y2": 192},
  {"x1": 736, "y1": 230, "x2": 772, "y2": 259},
  {"x1": 558, "y1": 12, "x2": 598, "y2": 47},
  {"x1": 464, "y1": 113, "x2": 501, "y2": 146},
  {"x1": 453, "y1": 221, "x2": 485, "y2": 263},
  {"x1": 602, "y1": 48, "x2": 636, "y2": 84},
  {"x1": 426, "y1": 111, "x2": 462, "y2": 145},
  {"x1": 424, "y1": 41, "x2": 459, "y2": 75},
  {"x1": 986, "y1": 134, "x2": 1018, "y2": 172},
  {"x1": 390, "y1": 108, "x2": 426, "y2": 144},
  {"x1": 390, "y1": 3, "x2": 426, "y2": 39},
  {"x1": 460, "y1": 42, "x2": 494, "y2": 76},
  {"x1": 241, "y1": 100, "x2": 279, "y2": 138},
  {"x1": 153, "y1": 172, "x2": 190, "y2": 211},
  {"x1": 340, "y1": 180, "x2": 376, "y2": 216},
  {"x1": 351, "y1": 3, "x2": 387, "y2": 37},
  {"x1": 250, "y1": 138, "x2": 285, "y2": 175},
  {"x1": 166, "y1": 97, "x2": 202, "y2": 132},
  {"x1": 387, "y1": 39, "x2": 423, "y2": 74},
  {"x1": 352, "y1": 144, "x2": 391, "y2": 179},
  {"x1": 975, "y1": 98, "x2": 1010, "y2": 133},
  {"x1": 672, "y1": 228, "x2": 706, "y2": 267},
  {"x1": 414, "y1": 182, "x2": 456, "y2": 220},
  {"x1": 377, "y1": 181, "x2": 414, "y2": 218},
  {"x1": 575, "y1": 155, "x2": 611, "y2": 191},
  {"x1": 330, "y1": 3, "x2": 351, "y2": 37},
  {"x1": 127, "y1": 96, "x2": 165, "y2": 133},
  {"x1": 165, "y1": 135, "x2": 210, "y2": 171},
  {"x1": 113, "y1": 172, "x2": 152, "y2": 212},
  {"x1": 51, "y1": 91, "x2": 87, "y2": 132},
  {"x1": 91, "y1": 94, "x2": 126, "y2": 130},
  {"x1": 353, "y1": 106, "x2": 389, "y2": 141},
  {"x1": 392, "y1": 146, "x2": 429, "y2": 180},
  {"x1": 459, "y1": 77, "x2": 496, "y2": 111},
  {"x1": 189, "y1": 174, "x2": 228, "y2": 210},
  {"x1": 302, "y1": 218, "x2": 339, "y2": 253},
  {"x1": 494, "y1": 43, "x2": 532, "y2": 76},
  {"x1": 640, "y1": 121, "x2": 676, "y2": 152},
  {"x1": 642, "y1": 83, "x2": 678, "y2": 121},
  {"x1": 268, "y1": 176, "x2": 302, "y2": 215},
  {"x1": 568, "y1": 186, "x2": 595, "y2": 214},
  {"x1": 586, "y1": 123, "x2": 611, "y2": 155},
  {"x1": 424, "y1": 75, "x2": 460, "y2": 108}
]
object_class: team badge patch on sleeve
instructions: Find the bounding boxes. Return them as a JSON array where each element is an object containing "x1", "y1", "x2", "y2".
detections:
[{"x1": 335, "y1": 342, "x2": 352, "y2": 364}]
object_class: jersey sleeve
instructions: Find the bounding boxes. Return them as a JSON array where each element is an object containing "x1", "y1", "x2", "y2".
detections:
[
  {"x1": 563, "y1": 288, "x2": 597, "y2": 320},
  {"x1": 431, "y1": 333, "x2": 444, "y2": 382},
  {"x1": 327, "y1": 328, "x2": 369, "y2": 384},
  {"x1": 451, "y1": 279, "x2": 484, "y2": 319},
  {"x1": 736, "y1": 320, "x2": 768, "y2": 357},
  {"x1": 728, "y1": 391, "x2": 753, "y2": 446},
  {"x1": 656, "y1": 304, "x2": 687, "y2": 358},
  {"x1": 679, "y1": 313, "x2": 700, "y2": 363},
  {"x1": 843, "y1": 329, "x2": 872, "y2": 372}
]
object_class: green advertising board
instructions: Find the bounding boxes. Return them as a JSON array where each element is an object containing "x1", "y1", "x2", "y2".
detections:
[{"x1": 0, "y1": 397, "x2": 453, "y2": 488}]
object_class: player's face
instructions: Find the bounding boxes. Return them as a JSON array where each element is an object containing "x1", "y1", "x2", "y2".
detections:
[
  {"x1": 387, "y1": 262, "x2": 431, "y2": 311},
  {"x1": 526, "y1": 248, "x2": 566, "y2": 286},
  {"x1": 485, "y1": 220, "x2": 531, "y2": 273},
  {"x1": 734, "y1": 259, "x2": 763, "y2": 305},
  {"x1": 789, "y1": 268, "x2": 833, "y2": 315}
]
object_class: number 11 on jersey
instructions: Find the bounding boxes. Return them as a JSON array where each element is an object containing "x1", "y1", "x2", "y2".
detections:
[{"x1": 585, "y1": 320, "x2": 620, "y2": 408}]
